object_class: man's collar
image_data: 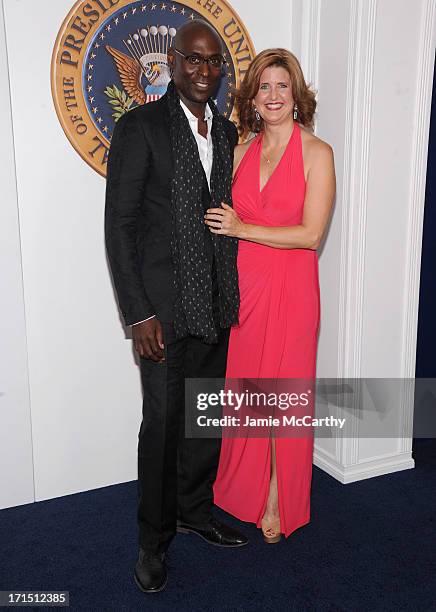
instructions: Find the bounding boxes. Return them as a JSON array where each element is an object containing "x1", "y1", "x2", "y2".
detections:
[{"x1": 179, "y1": 98, "x2": 213, "y2": 122}]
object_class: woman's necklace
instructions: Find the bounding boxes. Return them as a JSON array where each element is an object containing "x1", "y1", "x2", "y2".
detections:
[
  {"x1": 261, "y1": 150, "x2": 272, "y2": 165},
  {"x1": 261, "y1": 142, "x2": 288, "y2": 168}
]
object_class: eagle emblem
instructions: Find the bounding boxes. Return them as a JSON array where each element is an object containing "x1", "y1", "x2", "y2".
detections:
[{"x1": 105, "y1": 25, "x2": 176, "y2": 107}]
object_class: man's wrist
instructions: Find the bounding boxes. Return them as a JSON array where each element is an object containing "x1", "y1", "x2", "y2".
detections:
[{"x1": 132, "y1": 315, "x2": 156, "y2": 326}]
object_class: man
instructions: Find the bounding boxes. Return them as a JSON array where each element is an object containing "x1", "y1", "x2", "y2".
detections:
[{"x1": 105, "y1": 20, "x2": 247, "y2": 594}]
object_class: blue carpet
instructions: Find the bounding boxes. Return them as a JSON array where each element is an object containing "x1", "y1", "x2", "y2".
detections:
[{"x1": 0, "y1": 439, "x2": 434, "y2": 611}]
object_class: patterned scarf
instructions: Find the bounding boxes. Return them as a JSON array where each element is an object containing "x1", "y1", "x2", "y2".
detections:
[{"x1": 166, "y1": 80, "x2": 239, "y2": 343}]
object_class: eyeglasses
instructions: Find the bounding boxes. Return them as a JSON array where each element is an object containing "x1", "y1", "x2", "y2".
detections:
[{"x1": 173, "y1": 48, "x2": 225, "y2": 69}]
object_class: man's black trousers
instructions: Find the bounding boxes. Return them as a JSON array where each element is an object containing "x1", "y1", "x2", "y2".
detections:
[{"x1": 137, "y1": 323, "x2": 229, "y2": 554}]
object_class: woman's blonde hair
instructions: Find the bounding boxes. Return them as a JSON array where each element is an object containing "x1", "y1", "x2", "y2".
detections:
[{"x1": 234, "y1": 48, "x2": 317, "y2": 138}]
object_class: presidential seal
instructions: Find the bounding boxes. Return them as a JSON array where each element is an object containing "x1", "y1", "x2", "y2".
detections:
[{"x1": 51, "y1": 0, "x2": 255, "y2": 176}]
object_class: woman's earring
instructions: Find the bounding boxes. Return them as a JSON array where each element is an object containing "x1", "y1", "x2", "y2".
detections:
[
  {"x1": 293, "y1": 104, "x2": 298, "y2": 120},
  {"x1": 254, "y1": 107, "x2": 261, "y2": 122}
]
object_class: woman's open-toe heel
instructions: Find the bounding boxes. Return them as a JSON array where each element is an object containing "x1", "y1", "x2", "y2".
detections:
[{"x1": 261, "y1": 518, "x2": 282, "y2": 544}]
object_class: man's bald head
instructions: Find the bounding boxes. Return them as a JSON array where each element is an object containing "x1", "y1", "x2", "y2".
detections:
[{"x1": 173, "y1": 19, "x2": 222, "y2": 53}]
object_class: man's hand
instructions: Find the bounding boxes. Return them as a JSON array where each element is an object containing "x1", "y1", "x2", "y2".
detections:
[{"x1": 132, "y1": 318, "x2": 165, "y2": 362}]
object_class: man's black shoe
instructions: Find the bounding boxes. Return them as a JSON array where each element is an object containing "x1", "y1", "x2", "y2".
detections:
[
  {"x1": 134, "y1": 549, "x2": 167, "y2": 593},
  {"x1": 177, "y1": 517, "x2": 249, "y2": 547}
]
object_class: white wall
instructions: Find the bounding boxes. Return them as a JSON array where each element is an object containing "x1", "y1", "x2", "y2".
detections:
[
  {"x1": 0, "y1": 1, "x2": 34, "y2": 508},
  {"x1": 302, "y1": 0, "x2": 435, "y2": 383},
  {"x1": 307, "y1": 0, "x2": 435, "y2": 481}
]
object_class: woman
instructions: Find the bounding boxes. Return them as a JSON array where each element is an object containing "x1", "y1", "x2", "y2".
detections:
[{"x1": 205, "y1": 49, "x2": 335, "y2": 542}]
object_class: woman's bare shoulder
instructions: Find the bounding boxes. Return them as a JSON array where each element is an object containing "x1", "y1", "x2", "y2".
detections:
[
  {"x1": 300, "y1": 126, "x2": 333, "y2": 159},
  {"x1": 233, "y1": 136, "x2": 257, "y2": 173},
  {"x1": 300, "y1": 127, "x2": 334, "y2": 180},
  {"x1": 236, "y1": 136, "x2": 257, "y2": 154}
]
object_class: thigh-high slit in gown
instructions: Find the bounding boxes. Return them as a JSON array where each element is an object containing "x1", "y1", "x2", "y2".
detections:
[{"x1": 213, "y1": 124, "x2": 320, "y2": 537}]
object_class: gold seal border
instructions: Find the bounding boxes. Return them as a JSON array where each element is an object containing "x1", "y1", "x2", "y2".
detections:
[{"x1": 51, "y1": 0, "x2": 256, "y2": 177}]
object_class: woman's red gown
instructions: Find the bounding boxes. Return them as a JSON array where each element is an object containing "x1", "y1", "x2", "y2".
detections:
[{"x1": 213, "y1": 125, "x2": 320, "y2": 537}]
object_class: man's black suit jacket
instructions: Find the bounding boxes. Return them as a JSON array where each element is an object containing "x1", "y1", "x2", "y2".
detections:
[{"x1": 105, "y1": 94, "x2": 239, "y2": 326}]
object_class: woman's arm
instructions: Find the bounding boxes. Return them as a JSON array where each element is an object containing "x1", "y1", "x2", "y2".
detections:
[{"x1": 206, "y1": 140, "x2": 336, "y2": 250}]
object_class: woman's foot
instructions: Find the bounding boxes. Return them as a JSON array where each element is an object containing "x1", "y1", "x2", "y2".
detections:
[
  {"x1": 261, "y1": 475, "x2": 281, "y2": 543},
  {"x1": 261, "y1": 516, "x2": 281, "y2": 543}
]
